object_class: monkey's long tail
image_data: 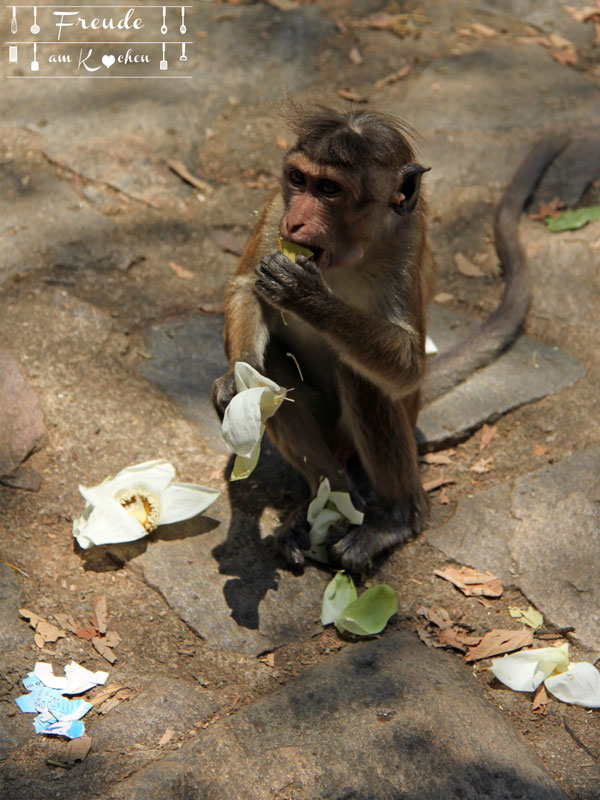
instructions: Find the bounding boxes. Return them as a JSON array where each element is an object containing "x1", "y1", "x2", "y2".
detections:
[{"x1": 421, "y1": 132, "x2": 571, "y2": 405}]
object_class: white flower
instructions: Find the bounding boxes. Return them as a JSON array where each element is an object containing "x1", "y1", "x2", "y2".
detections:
[
  {"x1": 425, "y1": 335, "x2": 438, "y2": 356},
  {"x1": 303, "y1": 477, "x2": 365, "y2": 564},
  {"x1": 73, "y1": 459, "x2": 219, "y2": 549},
  {"x1": 221, "y1": 362, "x2": 288, "y2": 481},
  {"x1": 490, "y1": 643, "x2": 600, "y2": 708}
]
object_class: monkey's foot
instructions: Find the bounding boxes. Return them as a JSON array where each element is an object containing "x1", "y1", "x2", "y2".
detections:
[
  {"x1": 329, "y1": 502, "x2": 427, "y2": 572},
  {"x1": 275, "y1": 503, "x2": 311, "y2": 570}
]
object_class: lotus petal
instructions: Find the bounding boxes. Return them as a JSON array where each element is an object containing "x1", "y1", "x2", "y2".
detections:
[
  {"x1": 545, "y1": 662, "x2": 600, "y2": 708},
  {"x1": 335, "y1": 584, "x2": 398, "y2": 636},
  {"x1": 490, "y1": 644, "x2": 569, "y2": 692},
  {"x1": 321, "y1": 572, "x2": 357, "y2": 626}
]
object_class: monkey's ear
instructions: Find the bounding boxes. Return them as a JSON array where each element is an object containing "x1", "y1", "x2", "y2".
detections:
[{"x1": 390, "y1": 163, "x2": 430, "y2": 215}]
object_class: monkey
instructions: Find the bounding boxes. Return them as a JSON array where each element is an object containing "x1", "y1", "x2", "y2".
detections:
[{"x1": 211, "y1": 101, "x2": 569, "y2": 572}]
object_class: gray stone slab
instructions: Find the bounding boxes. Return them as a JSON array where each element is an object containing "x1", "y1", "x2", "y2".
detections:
[
  {"x1": 105, "y1": 631, "x2": 568, "y2": 800},
  {"x1": 418, "y1": 306, "x2": 585, "y2": 447},
  {"x1": 428, "y1": 446, "x2": 600, "y2": 650},
  {"x1": 137, "y1": 314, "x2": 226, "y2": 448},
  {"x1": 128, "y1": 476, "x2": 328, "y2": 655},
  {"x1": 0, "y1": 562, "x2": 29, "y2": 654},
  {"x1": 91, "y1": 676, "x2": 218, "y2": 752}
]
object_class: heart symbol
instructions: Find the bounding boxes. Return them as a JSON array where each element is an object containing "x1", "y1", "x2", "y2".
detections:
[{"x1": 102, "y1": 55, "x2": 115, "y2": 69}]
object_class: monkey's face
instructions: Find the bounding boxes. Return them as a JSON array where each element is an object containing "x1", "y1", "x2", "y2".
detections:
[{"x1": 280, "y1": 153, "x2": 426, "y2": 271}]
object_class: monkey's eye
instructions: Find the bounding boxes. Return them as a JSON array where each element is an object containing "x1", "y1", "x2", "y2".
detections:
[
  {"x1": 317, "y1": 179, "x2": 342, "y2": 197},
  {"x1": 289, "y1": 169, "x2": 306, "y2": 188}
]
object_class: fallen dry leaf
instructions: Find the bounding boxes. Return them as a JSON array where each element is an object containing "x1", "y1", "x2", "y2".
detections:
[
  {"x1": 65, "y1": 734, "x2": 92, "y2": 763},
  {"x1": 104, "y1": 630, "x2": 121, "y2": 648},
  {"x1": 470, "y1": 456, "x2": 494, "y2": 474},
  {"x1": 169, "y1": 261, "x2": 195, "y2": 280},
  {"x1": 423, "y1": 451, "x2": 454, "y2": 465},
  {"x1": 466, "y1": 627, "x2": 533, "y2": 661},
  {"x1": 434, "y1": 565, "x2": 503, "y2": 598},
  {"x1": 471, "y1": 22, "x2": 497, "y2": 37},
  {"x1": 92, "y1": 595, "x2": 108, "y2": 635},
  {"x1": 275, "y1": 136, "x2": 288, "y2": 151},
  {"x1": 259, "y1": 652, "x2": 275, "y2": 667},
  {"x1": 158, "y1": 727, "x2": 175, "y2": 746},
  {"x1": 436, "y1": 626, "x2": 482, "y2": 653},
  {"x1": 75, "y1": 625, "x2": 97, "y2": 641},
  {"x1": 551, "y1": 44, "x2": 578, "y2": 65},
  {"x1": 454, "y1": 251, "x2": 484, "y2": 277},
  {"x1": 533, "y1": 443, "x2": 548, "y2": 456},
  {"x1": 417, "y1": 605, "x2": 452, "y2": 629},
  {"x1": 89, "y1": 683, "x2": 126, "y2": 707},
  {"x1": 197, "y1": 302, "x2": 224, "y2": 317},
  {"x1": 564, "y1": 5, "x2": 600, "y2": 23},
  {"x1": 166, "y1": 159, "x2": 212, "y2": 194},
  {"x1": 337, "y1": 88, "x2": 369, "y2": 103},
  {"x1": 529, "y1": 197, "x2": 566, "y2": 220},
  {"x1": 423, "y1": 476, "x2": 456, "y2": 493},
  {"x1": 349, "y1": 47, "x2": 363, "y2": 65},
  {"x1": 20, "y1": 608, "x2": 66, "y2": 646},
  {"x1": 433, "y1": 292, "x2": 454, "y2": 304},
  {"x1": 374, "y1": 65, "x2": 411, "y2": 88},
  {"x1": 479, "y1": 423, "x2": 497, "y2": 451},
  {"x1": 53, "y1": 613, "x2": 80, "y2": 633},
  {"x1": 92, "y1": 636, "x2": 116, "y2": 664},
  {"x1": 97, "y1": 688, "x2": 133, "y2": 714},
  {"x1": 532, "y1": 682, "x2": 550, "y2": 713}
]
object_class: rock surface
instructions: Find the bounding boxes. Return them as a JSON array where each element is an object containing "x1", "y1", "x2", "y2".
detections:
[
  {"x1": 105, "y1": 631, "x2": 569, "y2": 800},
  {"x1": 428, "y1": 446, "x2": 600, "y2": 650}
]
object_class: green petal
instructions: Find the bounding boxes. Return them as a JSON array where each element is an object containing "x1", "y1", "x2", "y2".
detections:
[
  {"x1": 546, "y1": 204, "x2": 600, "y2": 232},
  {"x1": 334, "y1": 584, "x2": 398, "y2": 636},
  {"x1": 321, "y1": 572, "x2": 357, "y2": 626}
]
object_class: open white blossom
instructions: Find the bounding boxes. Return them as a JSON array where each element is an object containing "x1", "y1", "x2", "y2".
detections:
[
  {"x1": 73, "y1": 459, "x2": 219, "y2": 549},
  {"x1": 490, "y1": 643, "x2": 600, "y2": 708},
  {"x1": 303, "y1": 477, "x2": 365, "y2": 564},
  {"x1": 221, "y1": 362, "x2": 288, "y2": 481}
]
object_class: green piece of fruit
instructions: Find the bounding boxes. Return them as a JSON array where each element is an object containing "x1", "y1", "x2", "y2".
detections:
[{"x1": 278, "y1": 237, "x2": 313, "y2": 261}]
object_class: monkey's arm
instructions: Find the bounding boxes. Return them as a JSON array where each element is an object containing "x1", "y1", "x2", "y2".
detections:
[{"x1": 255, "y1": 253, "x2": 425, "y2": 400}]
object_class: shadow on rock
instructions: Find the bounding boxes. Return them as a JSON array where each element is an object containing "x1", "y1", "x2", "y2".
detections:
[{"x1": 212, "y1": 440, "x2": 307, "y2": 630}]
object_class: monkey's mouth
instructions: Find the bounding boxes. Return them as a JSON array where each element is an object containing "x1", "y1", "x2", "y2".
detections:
[{"x1": 309, "y1": 246, "x2": 324, "y2": 264}]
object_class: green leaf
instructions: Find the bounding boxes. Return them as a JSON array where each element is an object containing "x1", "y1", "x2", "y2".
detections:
[
  {"x1": 321, "y1": 572, "x2": 357, "y2": 626},
  {"x1": 546, "y1": 204, "x2": 600, "y2": 232},
  {"x1": 334, "y1": 584, "x2": 398, "y2": 636},
  {"x1": 508, "y1": 605, "x2": 544, "y2": 630}
]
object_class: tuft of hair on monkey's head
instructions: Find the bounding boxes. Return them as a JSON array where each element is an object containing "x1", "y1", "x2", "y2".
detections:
[{"x1": 278, "y1": 97, "x2": 416, "y2": 170}]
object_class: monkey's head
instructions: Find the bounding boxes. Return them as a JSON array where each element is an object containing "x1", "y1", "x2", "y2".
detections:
[{"x1": 279, "y1": 103, "x2": 429, "y2": 271}]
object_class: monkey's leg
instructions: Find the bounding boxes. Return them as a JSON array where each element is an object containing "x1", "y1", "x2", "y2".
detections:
[
  {"x1": 263, "y1": 341, "x2": 356, "y2": 568},
  {"x1": 330, "y1": 367, "x2": 428, "y2": 571}
]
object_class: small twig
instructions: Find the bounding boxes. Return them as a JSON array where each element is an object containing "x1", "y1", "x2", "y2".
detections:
[
  {"x1": 563, "y1": 716, "x2": 598, "y2": 761},
  {"x1": 536, "y1": 626, "x2": 575, "y2": 638},
  {"x1": 5, "y1": 561, "x2": 30, "y2": 578},
  {"x1": 46, "y1": 759, "x2": 72, "y2": 770}
]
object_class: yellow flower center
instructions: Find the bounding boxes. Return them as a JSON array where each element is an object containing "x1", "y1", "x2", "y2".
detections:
[{"x1": 116, "y1": 490, "x2": 161, "y2": 533}]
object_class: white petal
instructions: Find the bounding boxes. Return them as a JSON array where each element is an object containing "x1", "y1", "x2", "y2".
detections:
[
  {"x1": 307, "y1": 478, "x2": 332, "y2": 525},
  {"x1": 230, "y1": 444, "x2": 261, "y2": 481},
  {"x1": 233, "y1": 362, "x2": 283, "y2": 394},
  {"x1": 545, "y1": 662, "x2": 600, "y2": 708},
  {"x1": 425, "y1": 335, "x2": 438, "y2": 355},
  {"x1": 158, "y1": 482, "x2": 220, "y2": 525},
  {"x1": 329, "y1": 490, "x2": 364, "y2": 526},
  {"x1": 80, "y1": 460, "x2": 176, "y2": 507},
  {"x1": 73, "y1": 499, "x2": 146, "y2": 549},
  {"x1": 490, "y1": 644, "x2": 569, "y2": 692},
  {"x1": 222, "y1": 387, "x2": 268, "y2": 458}
]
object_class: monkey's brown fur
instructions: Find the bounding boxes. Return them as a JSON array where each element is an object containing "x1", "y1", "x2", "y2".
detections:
[{"x1": 212, "y1": 102, "x2": 569, "y2": 571}]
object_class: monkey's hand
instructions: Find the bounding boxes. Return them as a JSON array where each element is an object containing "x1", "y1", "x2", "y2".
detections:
[
  {"x1": 255, "y1": 252, "x2": 329, "y2": 314},
  {"x1": 211, "y1": 371, "x2": 237, "y2": 420}
]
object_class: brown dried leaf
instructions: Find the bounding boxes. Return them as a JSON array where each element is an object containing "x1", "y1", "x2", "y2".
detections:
[
  {"x1": 434, "y1": 565, "x2": 503, "y2": 598},
  {"x1": 349, "y1": 47, "x2": 363, "y2": 65},
  {"x1": 423, "y1": 476, "x2": 456, "y2": 493},
  {"x1": 433, "y1": 292, "x2": 454, "y2": 304},
  {"x1": 98, "y1": 688, "x2": 133, "y2": 714},
  {"x1": 470, "y1": 456, "x2": 494, "y2": 474},
  {"x1": 454, "y1": 251, "x2": 484, "y2": 277},
  {"x1": 21, "y1": 608, "x2": 67, "y2": 646},
  {"x1": 479, "y1": 423, "x2": 497, "y2": 450},
  {"x1": 89, "y1": 683, "x2": 125, "y2": 707},
  {"x1": 337, "y1": 88, "x2": 369, "y2": 103},
  {"x1": 374, "y1": 65, "x2": 411, "y2": 88},
  {"x1": 275, "y1": 136, "x2": 288, "y2": 151},
  {"x1": 532, "y1": 682, "x2": 550, "y2": 713},
  {"x1": 158, "y1": 727, "x2": 175, "y2": 746},
  {"x1": 529, "y1": 197, "x2": 566, "y2": 220},
  {"x1": 551, "y1": 44, "x2": 578, "y2": 65},
  {"x1": 75, "y1": 625, "x2": 97, "y2": 641},
  {"x1": 259, "y1": 652, "x2": 275, "y2": 667},
  {"x1": 169, "y1": 261, "x2": 195, "y2": 280},
  {"x1": 104, "y1": 630, "x2": 121, "y2": 648},
  {"x1": 465, "y1": 627, "x2": 533, "y2": 661},
  {"x1": 564, "y1": 5, "x2": 600, "y2": 23},
  {"x1": 471, "y1": 22, "x2": 497, "y2": 37},
  {"x1": 533, "y1": 443, "x2": 548, "y2": 456},
  {"x1": 65, "y1": 734, "x2": 92, "y2": 763},
  {"x1": 92, "y1": 594, "x2": 108, "y2": 634},
  {"x1": 436, "y1": 626, "x2": 482, "y2": 652},
  {"x1": 166, "y1": 159, "x2": 212, "y2": 193},
  {"x1": 423, "y1": 451, "x2": 453, "y2": 465},
  {"x1": 197, "y1": 302, "x2": 224, "y2": 317},
  {"x1": 54, "y1": 613, "x2": 80, "y2": 633},
  {"x1": 92, "y1": 636, "x2": 116, "y2": 664}
]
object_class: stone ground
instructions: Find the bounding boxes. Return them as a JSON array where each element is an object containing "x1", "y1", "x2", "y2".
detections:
[{"x1": 1, "y1": 0, "x2": 599, "y2": 798}]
